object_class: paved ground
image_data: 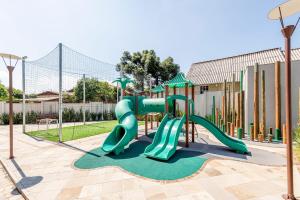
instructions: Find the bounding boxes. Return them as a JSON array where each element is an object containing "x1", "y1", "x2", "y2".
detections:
[
  {"x1": 0, "y1": 163, "x2": 23, "y2": 200},
  {"x1": 0, "y1": 124, "x2": 300, "y2": 200}
]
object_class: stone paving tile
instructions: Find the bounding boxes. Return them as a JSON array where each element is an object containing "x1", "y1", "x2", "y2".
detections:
[
  {"x1": 0, "y1": 164, "x2": 24, "y2": 200},
  {"x1": 1, "y1": 124, "x2": 300, "y2": 200}
]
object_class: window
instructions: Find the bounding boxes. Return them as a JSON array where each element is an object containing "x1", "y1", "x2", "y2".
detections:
[{"x1": 200, "y1": 85, "x2": 208, "y2": 94}]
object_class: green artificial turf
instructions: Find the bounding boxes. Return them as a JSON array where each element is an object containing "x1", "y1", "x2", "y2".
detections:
[
  {"x1": 74, "y1": 140, "x2": 207, "y2": 180},
  {"x1": 26, "y1": 120, "x2": 145, "y2": 142}
]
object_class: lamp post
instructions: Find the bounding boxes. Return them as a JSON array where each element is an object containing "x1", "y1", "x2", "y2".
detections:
[
  {"x1": 268, "y1": 1, "x2": 300, "y2": 199},
  {"x1": 0, "y1": 53, "x2": 22, "y2": 159}
]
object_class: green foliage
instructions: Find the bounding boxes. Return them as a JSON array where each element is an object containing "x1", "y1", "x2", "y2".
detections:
[
  {"x1": 13, "y1": 88, "x2": 22, "y2": 99},
  {"x1": 0, "y1": 82, "x2": 8, "y2": 100},
  {"x1": 26, "y1": 111, "x2": 39, "y2": 124},
  {"x1": 14, "y1": 112, "x2": 23, "y2": 124},
  {"x1": 116, "y1": 50, "x2": 180, "y2": 91},
  {"x1": 63, "y1": 93, "x2": 76, "y2": 103},
  {"x1": 74, "y1": 78, "x2": 116, "y2": 103},
  {"x1": 0, "y1": 113, "x2": 9, "y2": 124},
  {"x1": 62, "y1": 107, "x2": 115, "y2": 123}
]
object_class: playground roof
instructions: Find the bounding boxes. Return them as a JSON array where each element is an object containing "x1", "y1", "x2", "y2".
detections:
[
  {"x1": 151, "y1": 85, "x2": 164, "y2": 93},
  {"x1": 164, "y1": 72, "x2": 193, "y2": 88}
]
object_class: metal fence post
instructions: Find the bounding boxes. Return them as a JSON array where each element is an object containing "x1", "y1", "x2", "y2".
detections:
[
  {"x1": 22, "y1": 57, "x2": 26, "y2": 133},
  {"x1": 58, "y1": 43, "x2": 63, "y2": 142},
  {"x1": 83, "y1": 74, "x2": 86, "y2": 125}
]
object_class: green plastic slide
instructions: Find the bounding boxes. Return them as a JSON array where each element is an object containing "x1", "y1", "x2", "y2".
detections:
[
  {"x1": 144, "y1": 115, "x2": 186, "y2": 160},
  {"x1": 102, "y1": 99, "x2": 138, "y2": 155},
  {"x1": 189, "y1": 115, "x2": 248, "y2": 154}
]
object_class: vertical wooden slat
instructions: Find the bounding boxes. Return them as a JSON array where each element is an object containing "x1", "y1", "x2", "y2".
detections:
[
  {"x1": 254, "y1": 63, "x2": 259, "y2": 140},
  {"x1": 185, "y1": 83, "x2": 189, "y2": 147},
  {"x1": 192, "y1": 85, "x2": 195, "y2": 142},
  {"x1": 224, "y1": 80, "x2": 227, "y2": 132},
  {"x1": 275, "y1": 61, "x2": 281, "y2": 140},
  {"x1": 261, "y1": 70, "x2": 266, "y2": 139}
]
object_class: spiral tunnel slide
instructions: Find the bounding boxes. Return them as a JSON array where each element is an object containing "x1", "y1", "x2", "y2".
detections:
[
  {"x1": 102, "y1": 99, "x2": 138, "y2": 155},
  {"x1": 102, "y1": 97, "x2": 166, "y2": 155}
]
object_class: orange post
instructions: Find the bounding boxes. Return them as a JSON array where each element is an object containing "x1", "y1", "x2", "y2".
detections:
[
  {"x1": 165, "y1": 85, "x2": 169, "y2": 114},
  {"x1": 282, "y1": 124, "x2": 287, "y2": 144},
  {"x1": 192, "y1": 85, "x2": 195, "y2": 142},
  {"x1": 156, "y1": 92, "x2": 159, "y2": 127},
  {"x1": 145, "y1": 115, "x2": 148, "y2": 136},
  {"x1": 150, "y1": 92, "x2": 153, "y2": 129}
]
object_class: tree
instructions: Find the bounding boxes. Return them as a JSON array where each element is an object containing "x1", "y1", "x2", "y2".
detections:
[
  {"x1": 13, "y1": 88, "x2": 23, "y2": 99},
  {"x1": 116, "y1": 50, "x2": 179, "y2": 91},
  {"x1": 0, "y1": 82, "x2": 8, "y2": 100},
  {"x1": 160, "y1": 57, "x2": 180, "y2": 82},
  {"x1": 74, "y1": 78, "x2": 116, "y2": 103}
]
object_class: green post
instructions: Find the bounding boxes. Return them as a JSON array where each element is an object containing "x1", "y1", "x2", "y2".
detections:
[
  {"x1": 237, "y1": 128, "x2": 243, "y2": 139},
  {"x1": 212, "y1": 96, "x2": 215, "y2": 124},
  {"x1": 240, "y1": 70, "x2": 243, "y2": 92},
  {"x1": 275, "y1": 129, "x2": 281, "y2": 141}
]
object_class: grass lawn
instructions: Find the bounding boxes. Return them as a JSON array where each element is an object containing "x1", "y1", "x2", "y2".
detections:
[{"x1": 26, "y1": 120, "x2": 145, "y2": 142}]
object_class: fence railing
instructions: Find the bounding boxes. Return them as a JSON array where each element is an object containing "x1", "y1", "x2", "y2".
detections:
[{"x1": 0, "y1": 101, "x2": 116, "y2": 115}]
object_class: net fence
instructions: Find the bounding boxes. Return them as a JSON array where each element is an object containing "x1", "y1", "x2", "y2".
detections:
[{"x1": 23, "y1": 43, "x2": 119, "y2": 141}]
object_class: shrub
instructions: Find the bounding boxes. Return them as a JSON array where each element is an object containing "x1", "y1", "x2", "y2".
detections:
[
  {"x1": 14, "y1": 112, "x2": 23, "y2": 124},
  {"x1": 1, "y1": 113, "x2": 9, "y2": 125},
  {"x1": 26, "y1": 111, "x2": 38, "y2": 124},
  {"x1": 62, "y1": 108, "x2": 76, "y2": 122},
  {"x1": 91, "y1": 112, "x2": 97, "y2": 121}
]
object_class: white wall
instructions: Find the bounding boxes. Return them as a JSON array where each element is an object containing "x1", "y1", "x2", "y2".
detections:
[
  {"x1": 171, "y1": 87, "x2": 223, "y2": 117},
  {"x1": 0, "y1": 101, "x2": 116, "y2": 115},
  {"x1": 245, "y1": 61, "x2": 300, "y2": 133}
]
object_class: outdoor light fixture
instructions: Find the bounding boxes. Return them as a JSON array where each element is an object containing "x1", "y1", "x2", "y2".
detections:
[
  {"x1": 0, "y1": 53, "x2": 22, "y2": 159},
  {"x1": 268, "y1": 0, "x2": 300, "y2": 199}
]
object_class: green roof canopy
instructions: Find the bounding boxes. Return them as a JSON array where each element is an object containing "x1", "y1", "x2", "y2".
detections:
[
  {"x1": 151, "y1": 85, "x2": 165, "y2": 93},
  {"x1": 113, "y1": 77, "x2": 134, "y2": 89},
  {"x1": 164, "y1": 72, "x2": 193, "y2": 88}
]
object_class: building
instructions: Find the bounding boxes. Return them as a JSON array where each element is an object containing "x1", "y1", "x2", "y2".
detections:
[{"x1": 186, "y1": 48, "x2": 300, "y2": 133}]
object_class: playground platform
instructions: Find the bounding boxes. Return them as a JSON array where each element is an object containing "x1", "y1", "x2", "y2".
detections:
[{"x1": 0, "y1": 124, "x2": 300, "y2": 200}]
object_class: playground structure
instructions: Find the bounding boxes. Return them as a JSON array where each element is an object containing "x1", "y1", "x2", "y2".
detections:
[{"x1": 102, "y1": 73, "x2": 248, "y2": 160}]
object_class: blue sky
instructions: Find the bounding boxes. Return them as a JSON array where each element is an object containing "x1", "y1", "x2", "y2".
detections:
[{"x1": 0, "y1": 0, "x2": 300, "y2": 89}]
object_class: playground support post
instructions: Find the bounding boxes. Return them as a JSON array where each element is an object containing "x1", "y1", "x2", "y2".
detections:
[
  {"x1": 282, "y1": 25, "x2": 295, "y2": 200},
  {"x1": 116, "y1": 82, "x2": 119, "y2": 102},
  {"x1": 157, "y1": 92, "x2": 159, "y2": 127},
  {"x1": 173, "y1": 86, "x2": 176, "y2": 117},
  {"x1": 254, "y1": 63, "x2": 259, "y2": 140},
  {"x1": 192, "y1": 85, "x2": 195, "y2": 142},
  {"x1": 185, "y1": 83, "x2": 189, "y2": 147},
  {"x1": 165, "y1": 85, "x2": 169, "y2": 114},
  {"x1": 150, "y1": 92, "x2": 153, "y2": 129},
  {"x1": 275, "y1": 61, "x2": 281, "y2": 140},
  {"x1": 83, "y1": 74, "x2": 86, "y2": 125},
  {"x1": 22, "y1": 58, "x2": 26, "y2": 134},
  {"x1": 232, "y1": 73, "x2": 235, "y2": 127},
  {"x1": 58, "y1": 43, "x2": 63, "y2": 142},
  {"x1": 145, "y1": 114, "x2": 148, "y2": 136},
  {"x1": 7, "y1": 66, "x2": 15, "y2": 159},
  {"x1": 135, "y1": 95, "x2": 139, "y2": 139}
]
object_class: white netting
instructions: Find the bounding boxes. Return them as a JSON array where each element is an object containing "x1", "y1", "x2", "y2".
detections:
[{"x1": 23, "y1": 43, "x2": 119, "y2": 138}]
